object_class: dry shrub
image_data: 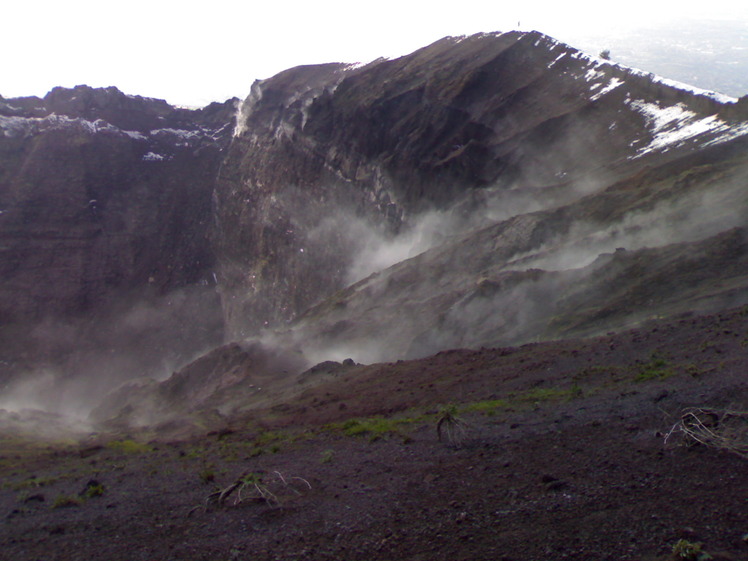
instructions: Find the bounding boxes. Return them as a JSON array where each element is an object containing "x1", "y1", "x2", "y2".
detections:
[
  {"x1": 197, "y1": 470, "x2": 311, "y2": 513},
  {"x1": 666, "y1": 407, "x2": 748, "y2": 459}
]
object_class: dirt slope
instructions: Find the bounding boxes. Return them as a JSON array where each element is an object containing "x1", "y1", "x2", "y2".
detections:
[{"x1": 1, "y1": 305, "x2": 747, "y2": 560}]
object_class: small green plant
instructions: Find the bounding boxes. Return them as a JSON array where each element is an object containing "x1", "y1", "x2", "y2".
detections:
[
  {"x1": 198, "y1": 469, "x2": 215, "y2": 484},
  {"x1": 519, "y1": 387, "x2": 576, "y2": 402},
  {"x1": 183, "y1": 446, "x2": 206, "y2": 459},
  {"x1": 462, "y1": 399, "x2": 509, "y2": 416},
  {"x1": 106, "y1": 439, "x2": 153, "y2": 454},
  {"x1": 51, "y1": 495, "x2": 83, "y2": 509},
  {"x1": 252, "y1": 430, "x2": 287, "y2": 448},
  {"x1": 699, "y1": 340, "x2": 717, "y2": 351},
  {"x1": 336, "y1": 417, "x2": 405, "y2": 441},
  {"x1": 12, "y1": 475, "x2": 57, "y2": 491},
  {"x1": 82, "y1": 482, "x2": 105, "y2": 498},
  {"x1": 634, "y1": 353, "x2": 674, "y2": 382},
  {"x1": 435, "y1": 404, "x2": 468, "y2": 445},
  {"x1": 320, "y1": 449, "x2": 335, "y2": 464},
  {"x1": 671, "y1": 539, "x2": 712, "y2": 560}
]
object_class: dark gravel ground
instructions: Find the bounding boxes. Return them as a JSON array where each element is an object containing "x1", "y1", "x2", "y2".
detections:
[{"x1": 1, "y1": 306, "x2": 747, "y2": 561}]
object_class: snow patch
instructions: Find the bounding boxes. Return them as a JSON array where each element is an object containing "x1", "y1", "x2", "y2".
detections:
[
  {"x1": 0, "y1": 113, "x2": 151, "y2": 141},
  {"x1": 548, "y1": 52, "x2": 567, "y2": 68},
  {"x1": 629, "y1": 100, "x2": 748, "y2": 155},
  {"x1": 0, "y1": 115, "x2": 33, "y2": 138},
  {"x1": 124, "y1": 130, "x2": 147, "y2": 141},
  {"x1": 149, "y1": 127, "x2": 203, "y2": 147},
  {"x1": 149, "y1": 128, "x2": 202, "y2": 139},
  {"x1": 142, "y1": 152, "x2": 166, "y2": 161},
  {"x1": 584, "y1": 68, "x2": 606, "y2": 82},
  {"x1": 590, "y1": 78, "x2": 625, "y2": 101},
  {"x1": 340, "y1": 62, "x2": 365, "y2": 72},
  {"x1": 628, "y1": 68, "x2": 737, "y2": 104}
]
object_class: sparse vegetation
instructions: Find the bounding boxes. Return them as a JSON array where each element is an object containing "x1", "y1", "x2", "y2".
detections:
[
  {"x1": 12, "y1": 475, "x2": 58, "y2": 491},
  {"x1": 51, "y1": 495, "x2": 83, "y2": 509},
  {"x1": 671, "y1": 539, "x2": 712, "y2": 560},
  {"x1": 461, "y1": 399, "x2": 509, "y2": 415},
  {"x1": 82, "y1": 481, "x2": 105, "y2": 499},
  {"x1": 252, "y1": 430, "x2": 287, "y2": 448},
  {"x1": 328, "y1": 416, "x2": 414, "y2": 441},
  {"x1": 320, "y1": 449, "x2": 335, "y2": 464},
  {"x1": 435, "y1": 404, "x2": 468, "y2": 446},
  {"x1": 517, "y1": 386, "x2": 580, "y2": 402},
  {"x1": 106, "y1": 439, "x2": 153, "y2": 454},
  {"x1": 634, "y1": 353, "x2": 674, "y2": 382},
  {"x1": 198, "y1": 468, "x2": 215, "y2": 484}
]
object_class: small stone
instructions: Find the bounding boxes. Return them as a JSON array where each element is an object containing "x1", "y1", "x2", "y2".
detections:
[
  {"x1": 23, "y1": 494, "x2": 45, "y2": 503},
  {"x1": 546, "y1": 480, "x2": 569, "y2": 492}
]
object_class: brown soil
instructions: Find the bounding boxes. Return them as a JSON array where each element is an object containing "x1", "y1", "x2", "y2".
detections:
[{"x1": 2, "y1": 306, "x2": 748, "y2": 561}]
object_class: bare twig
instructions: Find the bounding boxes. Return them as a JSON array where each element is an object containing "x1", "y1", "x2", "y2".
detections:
[
  {"x1": 194, "y1": 469, "x2": 312, "y2": 515},
  {"x1": 665, "y1": 407, "x2": 748, "y2": 459}
]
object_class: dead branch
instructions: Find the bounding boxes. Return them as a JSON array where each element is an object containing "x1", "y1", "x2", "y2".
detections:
[
  {"x1": 665, "y1": 407, "x2": 748, "y2": 459},
  {"x1": 195, "y1": 469, "x2": 311, "y2": 515}
]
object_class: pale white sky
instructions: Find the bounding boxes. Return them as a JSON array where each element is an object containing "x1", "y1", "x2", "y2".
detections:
[{"x1": 3, "y1": 0, "x2": 747, "y2": 107}]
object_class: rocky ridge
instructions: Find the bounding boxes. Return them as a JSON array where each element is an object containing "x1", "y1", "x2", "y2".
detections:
[
  {"x1": 0, "y1": 86, "x2": 237, "y2": 399},
  {"x1": 215, "y1": 30, "x2": 748, "y2": 342},
  {"x1": 2, "y1": 31, "x2": 748, "y2": 426}
]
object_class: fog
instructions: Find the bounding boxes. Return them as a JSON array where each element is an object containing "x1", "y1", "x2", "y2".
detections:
[
  {"x1": 279, "y1": 161, "x2": 748, "y2": 366},
  {"x1": 515, "y1": 170, "x2": 748, "y2": 273},
  {"x1": 0, "y1": 286, "x2": 224, "y2": 429}
]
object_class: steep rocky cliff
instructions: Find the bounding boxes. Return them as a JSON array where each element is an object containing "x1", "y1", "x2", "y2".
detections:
[
  {"x1": 215, "y1": 31, "x2": 747, "y2": 339},
  {"x1": 0, "y1": 86, "x2": 236, "y2": 398},
  {"x1": 3, "y1": 31, "x2": 748, "y2": 423}
]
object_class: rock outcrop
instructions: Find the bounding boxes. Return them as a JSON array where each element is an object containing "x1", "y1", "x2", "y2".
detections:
[
  {"x1": 0, "y1": 86, "x2": 237, "y2": 395},
  {"x1": 215, "y1": 31, "x2": 747, "y2": 339},
  {"x1": 3, "y1": 31, "x2": 748, "y2": 423}
]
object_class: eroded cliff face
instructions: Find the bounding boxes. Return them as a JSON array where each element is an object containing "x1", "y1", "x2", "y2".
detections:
[
  {"x1": 0, "y1": 86, "x2": 236, "y2": 398},
  {"x1": 289, "y1": 136, "x2": 748, "y2": 362},
  {"x1": 4, "y1": 31, "x2": 748, "y2": 425},
  {"x1": 214, "y1": 31, "x2": 746, "y2": 339}
]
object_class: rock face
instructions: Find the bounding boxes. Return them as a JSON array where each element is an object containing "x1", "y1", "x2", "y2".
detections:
[
  {"x1": 3, "y1": 32, "x2": 748, "y2": 422},
  {"x1": 214, "y1": 31, "x2": 747, "y2": 339},
  {"x1": 0, "y1": 86, "x2": 237, "y2": 396},
  {"x1": 286, "y1": 134, "x2": 748, "y2": 362}
]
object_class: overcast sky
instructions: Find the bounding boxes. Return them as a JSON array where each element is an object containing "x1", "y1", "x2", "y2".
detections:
[{"x1": 3, "y1": 0, "x2": 747, "y2": 107}]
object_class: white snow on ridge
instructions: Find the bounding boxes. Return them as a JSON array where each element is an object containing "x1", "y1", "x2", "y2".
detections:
[
  {"x1": 341, "y1": 62, "x2": 365, "y2": 72},
  {"x1": 0, "y1": 113, "x2": 218, "y2": 145},
  {"x1": 124, "y1": 130, "x2": 147, "y2": 140},
  {"x1": 548, "y1": 52, "x2": 567, "y2": 68},
  {"x1": 584, "y1": 67, "x2": 606, "y2": 82},
  {"x1": 0, "y1": 115, "x2": 33, "y2": 138},
  {"x1": 568, "y1": 45, "x2": 738, "y2": 104},
  {"x1": 628, "y1": 68, "x2": 738, "y2": 104},
  {"x1": 629, "y1": 100, "x2": 748, "y2": 156},
  {"x1": 590, "y1": 78, "x2": 625, "y2": 101},
  {"x1": 149, "y1": 128, "x2": 202, "y2": 139},
  {"x1": 142, "y1": 151, "x2": 166, "y2": 161},
  {"x1": 0, "y1": 113, "x2": 152, "y2": 141}
]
